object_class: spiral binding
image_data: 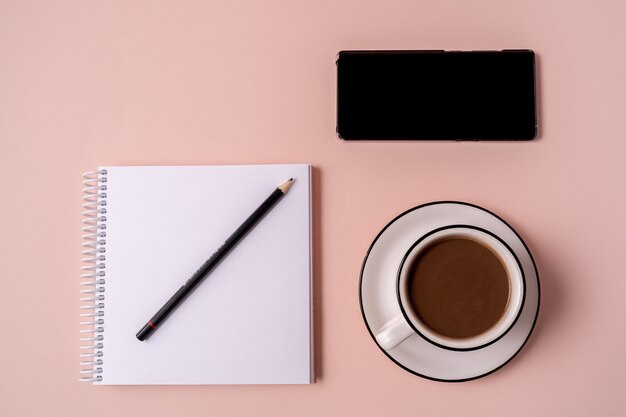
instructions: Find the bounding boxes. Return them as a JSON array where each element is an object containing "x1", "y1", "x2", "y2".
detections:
[{"x1": 79, "y1": 169, "x2": 107, "y2": 382}]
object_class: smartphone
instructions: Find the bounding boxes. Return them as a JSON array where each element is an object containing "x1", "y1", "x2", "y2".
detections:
[{"x1": 336, "y1": 50, "x2": 536, "y2": 140}]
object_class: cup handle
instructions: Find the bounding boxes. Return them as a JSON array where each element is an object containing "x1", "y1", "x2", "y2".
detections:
[{"x1": 374, "y1": 314, "x2": 415, "y2": 350}]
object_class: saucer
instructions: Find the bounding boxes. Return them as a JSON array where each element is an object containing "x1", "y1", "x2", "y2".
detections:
[{"x1": 359, "y1": 201, "x2": 540, "y2": 382}]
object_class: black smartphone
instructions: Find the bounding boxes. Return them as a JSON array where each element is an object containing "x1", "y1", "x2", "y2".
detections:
[{"x1": 336, "y1": 50, "x2": 536, "y2": 140}]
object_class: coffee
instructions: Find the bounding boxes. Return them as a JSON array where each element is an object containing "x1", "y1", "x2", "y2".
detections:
[{"x1": 406, "y1": 237, "x2": 510, "y2": 340}]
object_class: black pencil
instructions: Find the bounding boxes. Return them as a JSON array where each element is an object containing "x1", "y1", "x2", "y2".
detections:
[{"x1": 136, "y1": 178, "x2": 294, "y2": 341}]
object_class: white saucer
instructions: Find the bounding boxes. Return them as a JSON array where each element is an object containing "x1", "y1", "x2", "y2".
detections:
[{"x1": 359, "y1": 201, "x2": 540, "y2": 382}]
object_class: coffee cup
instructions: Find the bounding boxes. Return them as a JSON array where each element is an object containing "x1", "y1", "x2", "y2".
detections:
[{"x1": 375, "y1": 225, "x2": 525, "y2": 351}]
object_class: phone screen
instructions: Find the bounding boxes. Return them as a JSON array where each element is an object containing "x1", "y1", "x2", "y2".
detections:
[{"x1": 336, "y1": 50, "x2": 536, "y2": 140}]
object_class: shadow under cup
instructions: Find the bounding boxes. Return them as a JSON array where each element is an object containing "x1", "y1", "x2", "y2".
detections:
[{"x1": 383, "y1": 225, "x2": 526, "y2": 352}]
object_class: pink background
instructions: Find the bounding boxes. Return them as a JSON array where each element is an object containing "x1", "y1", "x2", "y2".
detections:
[{"x1": 1, "y1": 0, "x2": 625, "y2": 415}]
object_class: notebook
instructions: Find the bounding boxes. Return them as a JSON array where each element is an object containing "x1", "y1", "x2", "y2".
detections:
[{"x1": 79, "y1": 164, "x2": 313, "y2": 384}]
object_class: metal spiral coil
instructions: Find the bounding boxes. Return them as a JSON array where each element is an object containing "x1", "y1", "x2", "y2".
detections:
[{"x1": 79, "y1": 169, "x2": 107, "y2": 382}]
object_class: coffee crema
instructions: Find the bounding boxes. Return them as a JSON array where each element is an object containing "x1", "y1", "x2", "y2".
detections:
[{"x1": 406, "y1": 237, "x2": 511, "y2": 340}]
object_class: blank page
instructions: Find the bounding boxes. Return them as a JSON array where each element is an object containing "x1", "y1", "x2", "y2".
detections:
[{"x1": 97, "y1": 165, "x2": 312, "y2": 384}]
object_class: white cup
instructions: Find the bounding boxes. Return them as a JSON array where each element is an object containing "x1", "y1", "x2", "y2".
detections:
[{"x1": 375, "y1": 226, "x2": 525, "y2": 351}]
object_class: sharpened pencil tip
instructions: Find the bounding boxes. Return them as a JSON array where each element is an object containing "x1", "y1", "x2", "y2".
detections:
[{"x1": 278, "y1": 178, "x2": 294, "y2": 194}]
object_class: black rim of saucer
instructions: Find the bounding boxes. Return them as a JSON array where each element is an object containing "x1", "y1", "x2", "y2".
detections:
[
  {"x1": 358, "y1": 201, "x2": 541, "y2": 383},
  {"x1": 395, "y1": 224, "x2": 527, "y2": 352}
]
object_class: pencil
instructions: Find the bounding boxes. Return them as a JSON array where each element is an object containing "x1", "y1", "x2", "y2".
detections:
[{"x1": 136, "y1": 178, "x2": 294, "y2": 341}]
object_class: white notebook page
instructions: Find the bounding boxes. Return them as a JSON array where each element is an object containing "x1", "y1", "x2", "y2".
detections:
[{"x1": 97, "y1": 165, "x2": 312, "y2": 384}]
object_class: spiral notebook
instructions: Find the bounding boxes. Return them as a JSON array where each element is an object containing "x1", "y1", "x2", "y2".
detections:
[{"x1": 80, "y1": 164, "x2": 313, "y2": 384}]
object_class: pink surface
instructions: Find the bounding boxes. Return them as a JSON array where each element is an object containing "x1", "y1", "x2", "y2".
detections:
[{"x1": 1, "y1": 0, "x2": 625, "y2": 415}]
